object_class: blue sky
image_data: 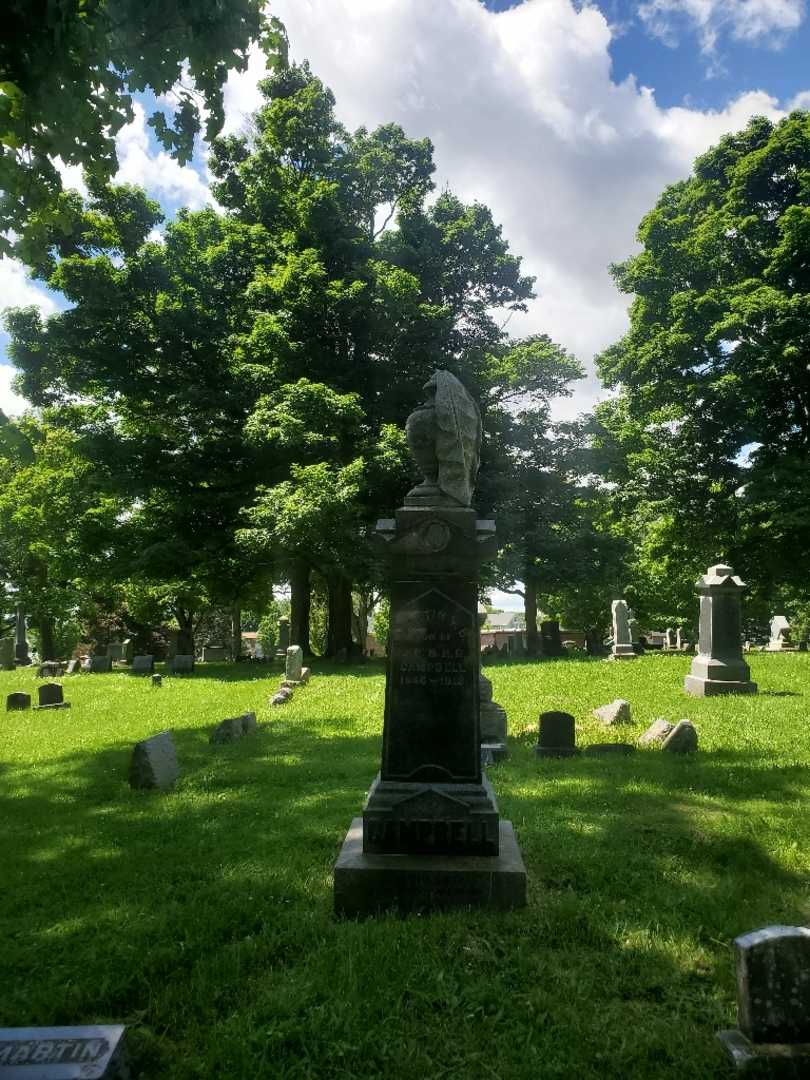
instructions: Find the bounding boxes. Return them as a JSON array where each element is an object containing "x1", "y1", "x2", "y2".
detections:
[
  {"x1": 485, "y1": 0, "x2": 810, "y2": 112},
  {"x1": 3, "y1": 0, "x2": 810, "y2": 446}
]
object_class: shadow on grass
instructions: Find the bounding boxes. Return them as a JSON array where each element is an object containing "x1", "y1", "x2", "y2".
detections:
[{"x1": 2, "y1": 722, "x2": 807, "y2": 1079}]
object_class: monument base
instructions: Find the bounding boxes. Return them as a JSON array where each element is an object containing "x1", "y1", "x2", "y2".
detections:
[
  {"x1": 334, "y1": 818, "x2": 527, "y2": 918},
  {"x1": 481, "y1": 742, "x2": 508, "y2": 763},
  {"x1": 33, "y1": 702, "x2": 71, "y2": 711},
  {"x1": 609, "y1": 649, "x2": 636, "y2": 661},
  {"x1": 684, "y1": 675, "x2": 758, "y2": 697},
  {"x1": 717, "y1": 1029, "x2": 810, "y2": 1077}
]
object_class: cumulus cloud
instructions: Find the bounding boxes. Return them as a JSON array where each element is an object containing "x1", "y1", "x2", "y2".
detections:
[
  {"x1": 220, "y1": 0, "x2": 805, "y2": 417},
  {"x1": 0, "y1": 364, "x2": 28, "y2": 417},
  {"x1": 638, "y1": 0, "x2": 805, "y2": 56},
  {"x1": 0, "y1": 257, "x2": 60, "y2": 318},
  {"x1": 114, "y1": 102, "x2": 212, "y2": 209}
]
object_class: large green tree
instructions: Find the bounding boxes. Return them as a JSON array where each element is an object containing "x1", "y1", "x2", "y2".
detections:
[
  {"x1": 597, "y1": 111, "x2": 810, "y2": 612},
  {"x1": 1, "y1": 0, "x2": 287, "y2": 262}
]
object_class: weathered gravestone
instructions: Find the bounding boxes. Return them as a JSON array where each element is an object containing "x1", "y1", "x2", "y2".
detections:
[
  {"x1": 684, "y1": 564, "x2": 757, "y2": 697},
  {"x1": 638, "y1": 718, "x2": 674, "y2": 747},
  {"x1": 170, "y1": 654, "x2": 194, "y2": 675},
  {"x1": 130, "y1": 655, "x2": 154, "y2": 675},
  {"x1": 128, "y1": 731, "x2": 178, "y2": 791},
  {"x1": 122, "y1": 638, "x2": 134, "y2": 664},
  {"x1": 0, "y1": 1024, "x2": 127, "y2": 1079},
  {"x1": 662, "y1": 719, "x2": 698, "y2": 753},
  {"x1": 718, "y1": 925, "x2": 810, "y2": 1076},
  {"x1": 276, "y1": 616, "x2": 290, "y2": 657},
  {"x1": 35, "y1": 683, "x2": 70, "y2": 710},
  {"x1": 478, "y1": 673, "x2": 507, "y2": 757},
  {"x1": 285, "y1": 645, "x2": 303, "y2": 682},
  {"x1": 333, "y1": 370, "x2": 526, "y2": 917},
  {"x1": 38, "y1": 661, "x2": 63, "y2": 678},
  {"x1": 271, "y1": 687, "x2": 292, "y2": 706},
  {"x1": 767, "y1": 615, "x2": 794, "y2": 652},
  {"x1": 202, "y1": 644, "x2": 229, "y2": 662},
  {"x1": 88, "y1": 656, "x2": 112, "y2": 674},
  {"x1": 593, "y1": 699, "x2": 631, "y2": 726},
  {"x1": 535, "y1": 711, "x2": 579, "y2": 758},
  {"x1": 151, "y1": 674, "x2": 162, "y2": 687},
  {"x1": 14, "y1": 603, "x2": 30, "y2": 666},
  {"x1": 0, "y1": 637, "x2": 14, "y2": 671},
  {"x1": 5, "y1": 693, "x2": 31, "y2": 711},
  {"x1": 611, "y1": 600, "x2": 636, "y2": 660},
  {"x1": 210, "y1": 716, "x2": 244, "y2": 745},
  {"x1": 540, "y1": 619, "x2": 564, "y2": 658},
  {"x1": 106, "y1": 642, "x2": 123, "y2": 661},
  {"x1": 663, "y1": 627, "x2": 676, "y2": 650}
]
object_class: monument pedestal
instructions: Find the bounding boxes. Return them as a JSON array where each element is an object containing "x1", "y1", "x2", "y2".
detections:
[
  {"x1": 684, "y1": 565, "x2": 757, "y2": 697},
  {"x1": 684, "y1": 674, "x2": 758, "y2": 697},
  {"x1": 334, "y1": 818, "x2": 527, "y2": 918}
]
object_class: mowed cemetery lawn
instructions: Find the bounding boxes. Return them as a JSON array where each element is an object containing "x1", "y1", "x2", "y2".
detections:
[{"x1": 2, "y1": 654, "x2": 809, "y2": 1080}]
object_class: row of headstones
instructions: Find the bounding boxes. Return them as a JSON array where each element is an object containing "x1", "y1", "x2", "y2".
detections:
[
  {"x1": 129, "y1": 711, "x2": 260, "y2": 790},
  {"x1": 535, "y1": 701, "x2": 698, "y2": 757},
  {"x1": 2, "y1": 924, "x2": 806, "y2": 1075},
  {"x1": 270, "y1": 646, "x2": 311, "y2": 706}
]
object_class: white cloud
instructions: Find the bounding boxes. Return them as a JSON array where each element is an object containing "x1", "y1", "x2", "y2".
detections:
[
  {"x1": 114, "y1": 102, "x2": 212, "y2": 209},
  {"x1": 223, "y1": 0, "x2": 806, "y2": 418},
  {"x1": 638, "y1": 0, "x2": 805, "y2": 56},
  {"x1": 0, "y1": 257, "x2": 59, "y2": 318},
  {"x1": 0, "y1": 364, "x2": 28, "y2": 417}
]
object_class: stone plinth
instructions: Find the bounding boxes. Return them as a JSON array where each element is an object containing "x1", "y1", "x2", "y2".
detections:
[
  {"x1": 684, "y1": 564, "x2": 757, "y2": 697},
  {"x1": 334, "y1": 818, "x2": 526, "y2": 918}
]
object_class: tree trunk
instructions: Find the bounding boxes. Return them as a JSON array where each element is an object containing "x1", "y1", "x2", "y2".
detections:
[
  {"x1": 326, "y1": 574, "x2": 354, "y2": 659},
  {"x1": 230, "y1": 602, "x2": 241, "y2": 660},
  {"x1": 175, "y1": 608, "x2": 195, "y2": 656},
  {"x1": 37, "y1": 615, "x2": 56, "y2": 660},
  {"x1": 289, "y1": 557, "x2": 312, "y2": 656},
  {"x1": 524, "y1": 577, "x2": 540, "y2": 657},
  {"x1": 351, "y1": 589, "x2": 372, "y2": 654}
]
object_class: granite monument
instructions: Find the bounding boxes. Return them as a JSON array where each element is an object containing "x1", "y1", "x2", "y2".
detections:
[{"x1": 684, "y1": 564, "x2": 757, "y2": 697}]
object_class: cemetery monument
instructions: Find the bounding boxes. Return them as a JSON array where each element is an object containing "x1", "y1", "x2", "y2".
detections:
[
  {"x1": 14, "y1": 603, "x2": 30, "y2": 666},
  {"x1": 333, "y1": 370, "x2": 527, "y2": 916},
  {"x1": 684, "y1": 564, "x2": 757, "y2": 696},
  {"x1": 610, "y1": 600, "x2": 636, "y2": 660},
  {"x1": 767, "y1": 615, "x2": 794, "y2": 652}
]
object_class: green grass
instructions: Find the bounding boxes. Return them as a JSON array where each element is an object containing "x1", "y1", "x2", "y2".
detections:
[{"x1": 2, "y1": 654, "x2": 809, "y2": 1079}]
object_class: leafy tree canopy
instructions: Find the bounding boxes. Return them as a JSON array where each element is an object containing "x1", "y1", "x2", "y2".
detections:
[{"x1": 1, "y1": 0, "x2": 287, "y2": 261}]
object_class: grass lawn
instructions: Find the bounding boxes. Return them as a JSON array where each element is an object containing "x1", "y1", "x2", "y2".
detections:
[{"x1": 2, "y1": 653, "x2": 809, "y2": 1079}]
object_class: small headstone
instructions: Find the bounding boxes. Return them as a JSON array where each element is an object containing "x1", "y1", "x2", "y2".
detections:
[
  {"x1": 88, "y1": 656, "x2": 112, "y2": 674},
  {"x1": 593, "y1": 699, "x2": 631, "y2": 726},
  {"x1": 170, "y1": 654, "x2": 194, "y2": 675},
  {"x1": 202, "y1": 644, "x2": 229, "y2": 662},
  {"x1": 638, "y1": 718, "x2": 674, "y2": 747},
  {"x1": 479, "y1": 672, "x2": 508, "y2": 745},
  {"x1": 37, "y1": 661, "x2": 63, "y2": 678},
  {"x1": 767, "y1": 614, "x2": 793, "y2": 651},
  {"x1": 664, "y1": 627, "x2": 676, "y2": 650},
  {"x1": 540, "y1": 619, "x2": 564, "y2": 657},
  {"x1": 285, "y1": 645, "x2": 303, "y2": 682},
  {"x1": 0, "y1": 1024, "x2": 127, "y2": 1078},
  {"x1": 241, "y1": 711, "x2": 258, "y2": 735},
  {"x1": 535, "y1": 711, "x2": 579, "y2": 758},
  {"x1": 122, "y1": 638, "x2": 134, "y2": 664},
  {"x1": 271, "y1": 687, "x2": 292, "y2": 706},
  {"x1": 35, "y1": 682, "x2": 69, "y2": 710},
  {"x1": 0, "y1": 637, "x2": 14, "y2": 671},
  {"x1": 276, "y1": 616, "x2": 291, "y2": 656},
  {"x1": 6, "y1": 692, "x2": 31, "y2": 711},
  {"x1": 151, "y1": 674, "x2": 162, "y2": 687},
  {"x1": 661, "y1": 719, "x2": 698, "y2": 753},
  {"x1": 717, "y1": 925, "x2": 810, "y2": 1074},
  {"x1": 300, "y1": 666, "x2": 311, "y2": 683},
  {"x1": 106, "y1": 642, "x2": 123, "y2": 661},
  {"x1": 131, "y1": 655, "x2": 154, "y2": 675},
  {"x1": 65, "y1": 659, "x2": 81, "y2": 674},
  {"x1": 583, "y1": 743, "x2": 636, "y2": 756},
  {"x1": 210, "y1": 717, "x2": 244, "y2": 745},
  {"x1": 129, "y1": 731, "x2": 178, "y2": 791}
]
